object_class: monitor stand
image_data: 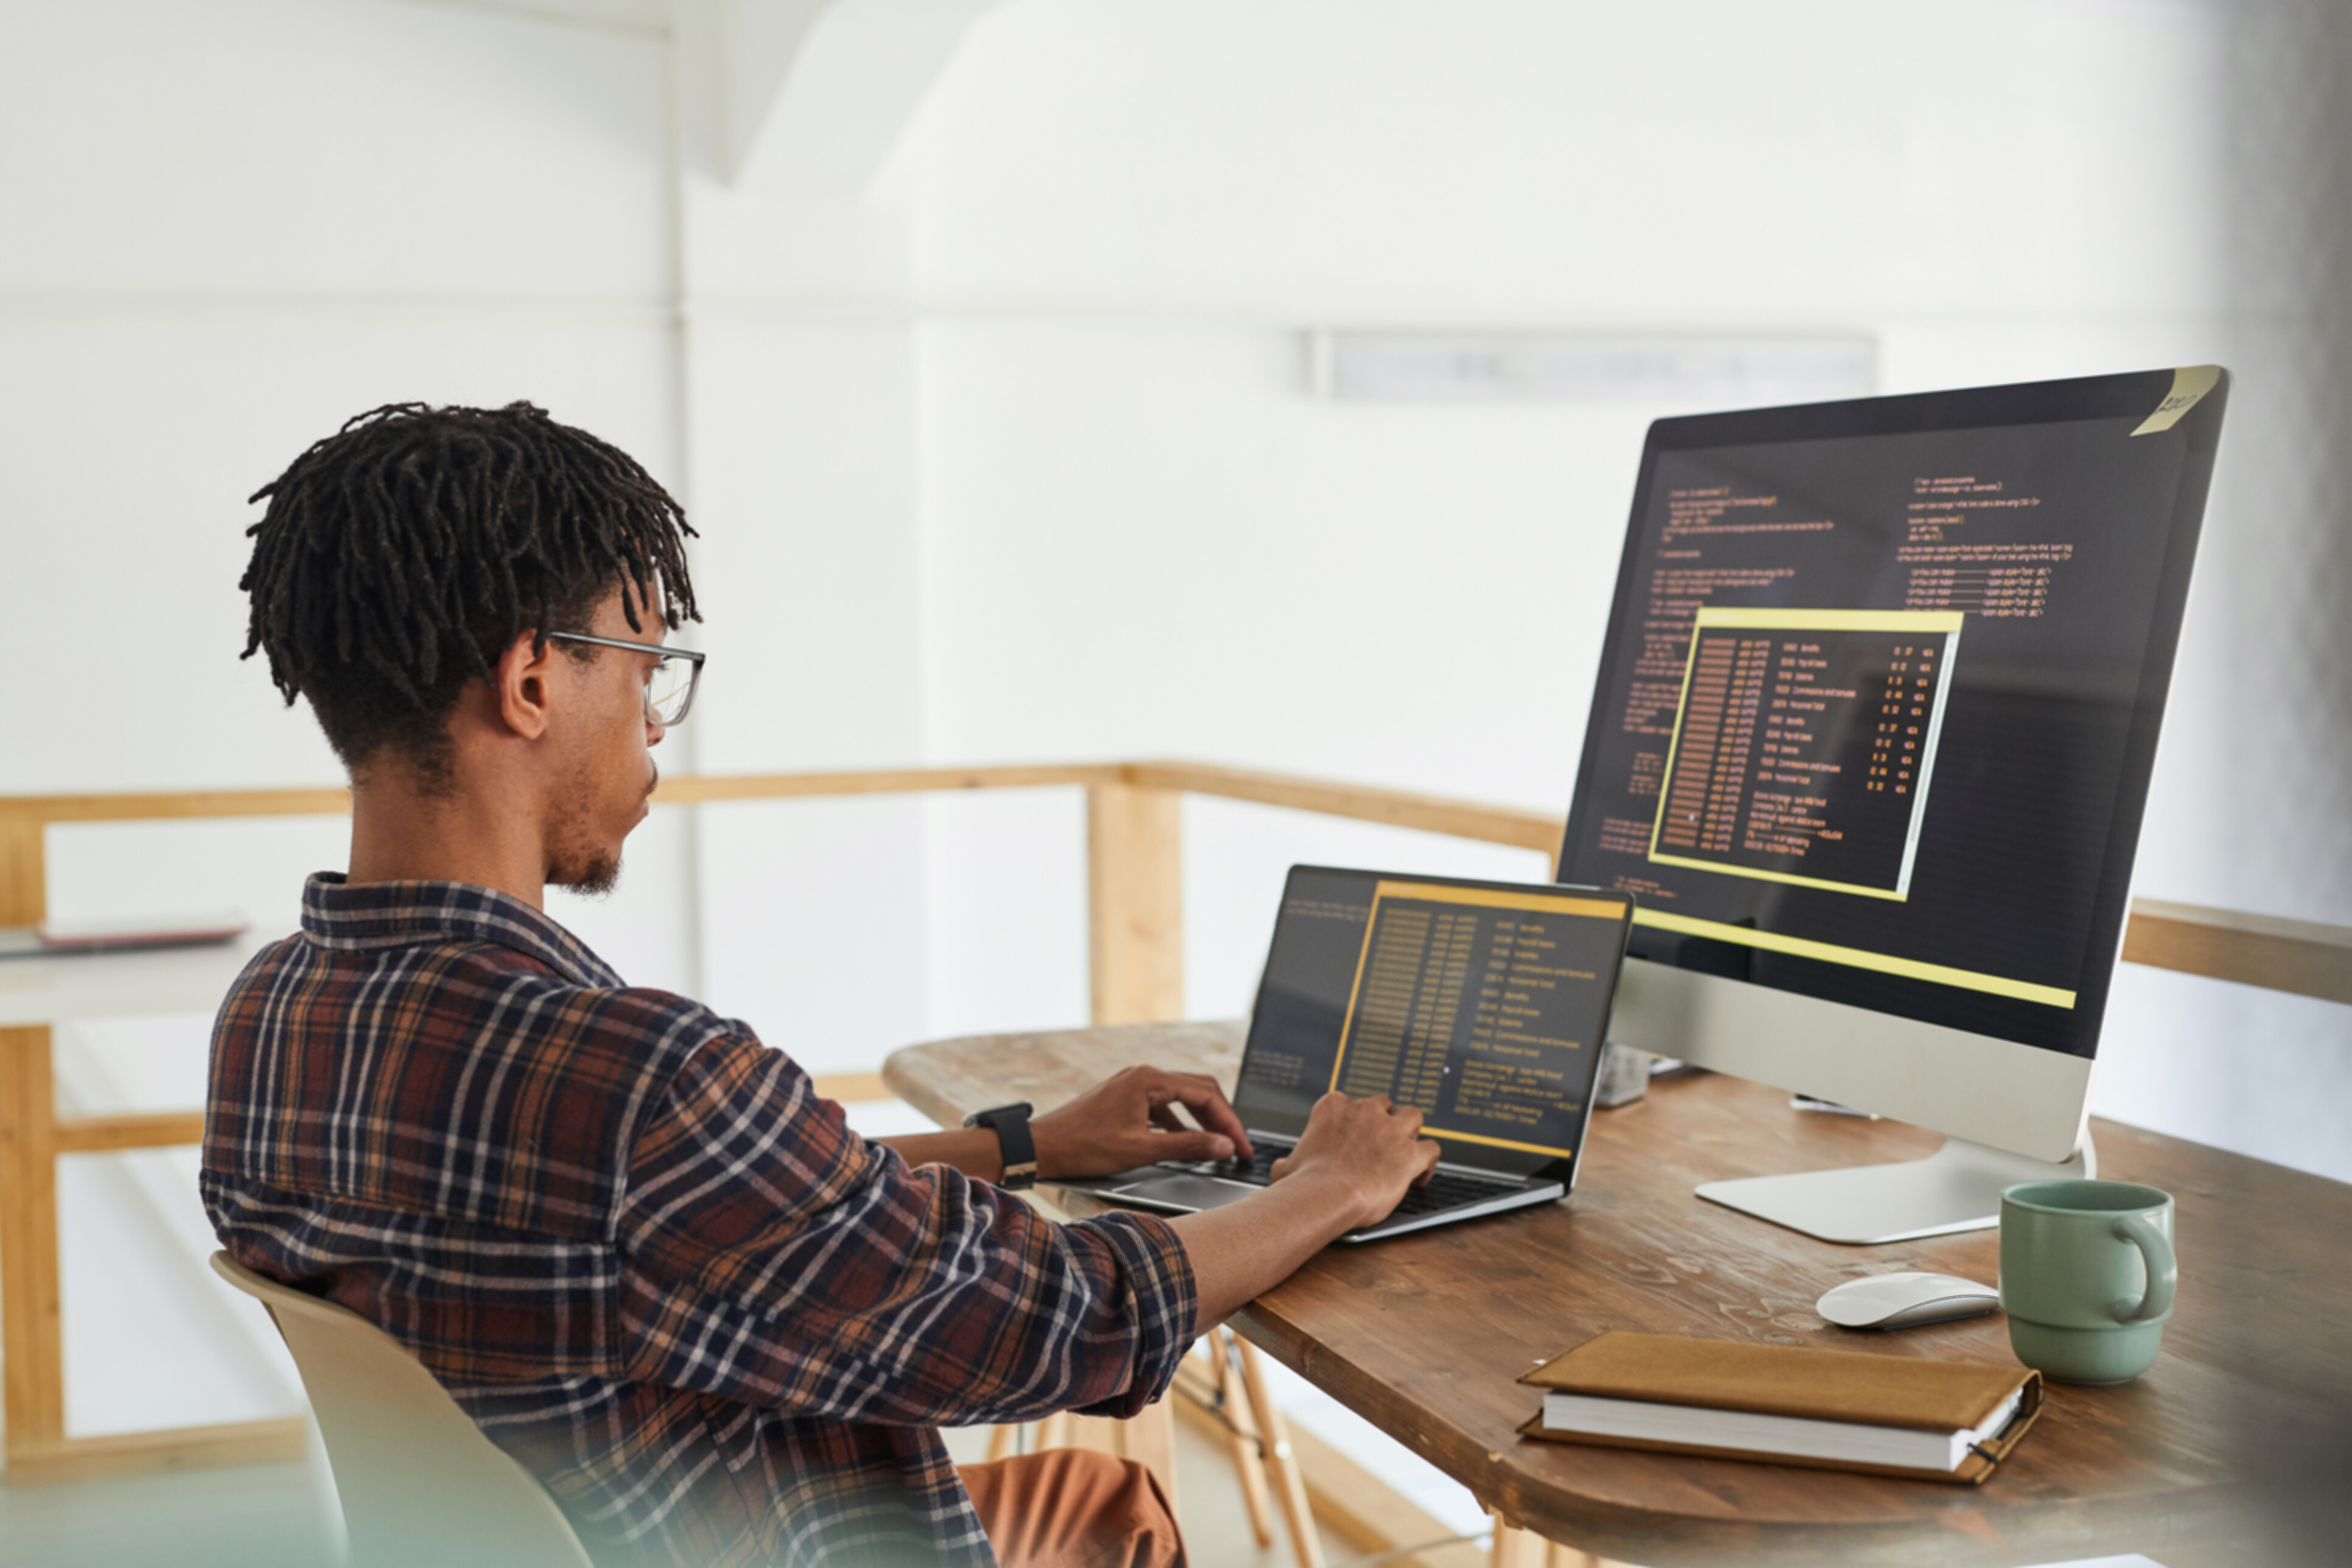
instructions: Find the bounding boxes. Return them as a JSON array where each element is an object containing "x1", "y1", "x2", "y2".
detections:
[{"x1": 1695, "y1": 1133, "x2": 2096, "y2": 1245}]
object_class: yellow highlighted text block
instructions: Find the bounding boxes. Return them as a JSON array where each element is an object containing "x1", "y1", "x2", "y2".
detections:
[{"x1": 1632, "y1": 908, "x2": 2076, "y2": 1009}]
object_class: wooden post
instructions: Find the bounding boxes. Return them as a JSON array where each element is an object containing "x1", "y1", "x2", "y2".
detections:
[
  {"x1": 1, "y1": 1024, "x2": 65, "y2": 1470},
  {"x1": 0, "y1": 812, "x2": 41, "y2": 928},
  {"x1": 1086, "y1": 783, "x2": 1184, "y2": 1024},
  {"x1": 0, "y1": 810, "x2": 66, "y2": 1472}
]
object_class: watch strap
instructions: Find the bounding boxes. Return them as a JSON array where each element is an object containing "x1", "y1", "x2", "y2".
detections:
[{"x1": 963, "y1": 1103, "x2": 1038, "y2": 1190}]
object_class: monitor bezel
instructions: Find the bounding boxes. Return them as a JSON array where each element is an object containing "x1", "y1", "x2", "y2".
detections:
[{"x1": 1557, "y1": 366, "x2": 2228, "y2": 1065}]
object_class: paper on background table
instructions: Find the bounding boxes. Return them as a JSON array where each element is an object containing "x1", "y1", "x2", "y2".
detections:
[
  {"x1": 33, "y1": 910, "x2": 248, "y2": 948},
  {"x1": 0, "y1": 931, "x2": 284, "y2": 1027}
]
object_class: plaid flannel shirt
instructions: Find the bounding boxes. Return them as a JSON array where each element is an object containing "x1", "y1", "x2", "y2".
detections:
[{"x1": 203, "y1": 875, "x2": 1197, "y2": 1567}]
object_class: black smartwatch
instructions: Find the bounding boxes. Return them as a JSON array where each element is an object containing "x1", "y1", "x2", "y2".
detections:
[{"x1": 963, "y1": 1102, "x2": 1038, "y2": 1191}]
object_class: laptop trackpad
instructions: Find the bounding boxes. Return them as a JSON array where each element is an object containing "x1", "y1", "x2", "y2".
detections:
[{"x1": 1113, "y1": 1172, "x2": 1261, "y2": 1211}]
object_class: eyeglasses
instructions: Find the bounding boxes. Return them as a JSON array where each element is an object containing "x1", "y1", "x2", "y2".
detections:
[{"x1": 547, "y1": 631, "x2": 706, "y2": 727}]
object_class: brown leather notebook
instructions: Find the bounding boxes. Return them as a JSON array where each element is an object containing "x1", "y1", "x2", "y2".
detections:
[{"x1": 1516, "y1": 1331, "x2": 2042, "y2": 1485}]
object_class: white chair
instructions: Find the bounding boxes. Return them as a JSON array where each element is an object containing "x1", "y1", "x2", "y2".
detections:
[{"x1": 210, "y1": 1251, "x2": 594, "y2": 1568}]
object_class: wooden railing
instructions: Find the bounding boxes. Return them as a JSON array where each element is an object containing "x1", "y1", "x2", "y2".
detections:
[
  {"x1": 1, "y1": 760, "x2": 2345, "y2": 1485},
  {"x1": 10, "y1": 759, "x2": 2337, "y2": 1006}
]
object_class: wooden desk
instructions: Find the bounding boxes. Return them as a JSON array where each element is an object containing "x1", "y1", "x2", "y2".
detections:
[{"x1": 885, "y1": 1021, "x2": 2352, "y2": 1567}]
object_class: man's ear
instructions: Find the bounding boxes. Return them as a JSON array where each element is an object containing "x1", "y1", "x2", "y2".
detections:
[{"x1": 489, "y1": 631, "x2": 561, "y2": 741}]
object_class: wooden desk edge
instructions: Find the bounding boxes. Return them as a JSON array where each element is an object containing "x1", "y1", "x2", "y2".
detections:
[{"x1": 1222, "y1": 1295, "x2": 2270, "y2": 1566}]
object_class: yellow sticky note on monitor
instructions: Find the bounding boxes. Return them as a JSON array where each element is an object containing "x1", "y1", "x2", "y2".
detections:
[{"x1": 2130, "y1": 365, "x2": 2220, "y2": 436}]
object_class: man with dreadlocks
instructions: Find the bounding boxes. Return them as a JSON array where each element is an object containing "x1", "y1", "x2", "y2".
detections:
[{"x1": 206, "y1": 402, "x2": 1441, "y2": 1568}]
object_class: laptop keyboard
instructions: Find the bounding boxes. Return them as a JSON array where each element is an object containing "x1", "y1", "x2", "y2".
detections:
[
  {"x1": 1388, "y1": 1169, "x2": 1524, "y2": 1217},
  {"x1": 1191, "y1": 1139, "x2": 1526, "y2": 1223}
]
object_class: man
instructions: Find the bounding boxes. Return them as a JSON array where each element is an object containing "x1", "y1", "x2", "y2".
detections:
[{"x1": 208, "y1": 402, "x2": 1440, "y2": 1567}]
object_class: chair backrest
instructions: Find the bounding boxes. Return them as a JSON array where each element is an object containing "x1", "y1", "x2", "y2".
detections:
[{"x1": 211, "y1": 1251, "x2": 595, "y2": 1568}]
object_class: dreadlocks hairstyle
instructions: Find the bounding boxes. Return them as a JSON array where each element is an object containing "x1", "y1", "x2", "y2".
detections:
[{"x1": 239, "y1": 402, "x2": 700, "y2": 788}]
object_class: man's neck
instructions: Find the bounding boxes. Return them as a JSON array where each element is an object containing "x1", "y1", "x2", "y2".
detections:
[{"x1": 346, "y1": 769, "x2": 548, "y2": 909}]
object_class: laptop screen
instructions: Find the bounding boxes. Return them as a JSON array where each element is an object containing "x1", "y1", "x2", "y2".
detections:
[{"x1": 1233, "y1": 866, "x2": 1634, "y2": 1178}]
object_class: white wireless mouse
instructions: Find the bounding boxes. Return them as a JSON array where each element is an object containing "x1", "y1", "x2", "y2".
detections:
[{"x1": 1816, "y1": 1272, "x2": 2001, "y2": 1330}]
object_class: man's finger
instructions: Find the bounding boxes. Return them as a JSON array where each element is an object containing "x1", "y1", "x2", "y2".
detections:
[
  {"x1": 1153, "y1": 1074, "x2": 1253, "y2": 1159},
  {"x1": 1155, "y1": 1130, "x2": 1236, "y2": 1164},
  {"x1": 1411, "y1": 1138, "x2": 1442, "y2": 1185},
  {"x1": 1149, "y1": 1103, "x2": 1189, "y2": 1133}
]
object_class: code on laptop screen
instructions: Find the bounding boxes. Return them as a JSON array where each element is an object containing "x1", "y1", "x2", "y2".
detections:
[{"x1": 1236, "y1": 867, "x2": 1631, "y2": 1172}]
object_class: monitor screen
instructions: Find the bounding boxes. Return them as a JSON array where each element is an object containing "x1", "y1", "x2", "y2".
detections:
[
  {"x1": 1557, "y1": 368, "x2": 2227, "y2": 1060},
  {"x1": 1236, "y1": 866, "x2": 1633, "y2": 1175}
]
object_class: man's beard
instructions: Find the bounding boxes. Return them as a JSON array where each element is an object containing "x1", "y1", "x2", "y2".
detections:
[
  {"x1": 550, "y1": 847, "x2": 621, "y2": 898},
  {"x1": 546, "y1": 763, "x2": 647, "y2": 898}
]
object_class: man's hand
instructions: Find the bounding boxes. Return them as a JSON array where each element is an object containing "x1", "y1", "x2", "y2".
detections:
[
  {"x1": 1167, "y1": 1091, "x2": 1443, "y2": 1326},
  {"x1": 1029, "y1": 1066, "x2": 1255, "y2": 1180},
  {"x1": 1267, "y1": 1091, "x2": 1441, "y2": 1231}
]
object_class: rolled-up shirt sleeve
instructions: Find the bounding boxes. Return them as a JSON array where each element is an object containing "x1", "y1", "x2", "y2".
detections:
[{"x1": 614, "y1": 1032, "x2": 1196, "y2": 1428}]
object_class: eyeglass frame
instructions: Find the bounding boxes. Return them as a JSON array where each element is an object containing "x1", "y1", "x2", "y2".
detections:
[{"x1": 545, "y1": 630, "x2": 706, "y2": 727}]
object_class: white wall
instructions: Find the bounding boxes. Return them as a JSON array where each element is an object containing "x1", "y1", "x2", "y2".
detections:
[
  {"x1": 680, "y1": 314, "x2": 933, "y2": 1063},
  {"x1": 909, "y1": 0, "x2": 2221, "y2": 321}
]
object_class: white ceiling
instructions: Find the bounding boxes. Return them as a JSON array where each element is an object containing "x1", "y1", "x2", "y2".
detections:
[{"x1": 397, "y1": 0, "x2": 1017, "y2": 197}]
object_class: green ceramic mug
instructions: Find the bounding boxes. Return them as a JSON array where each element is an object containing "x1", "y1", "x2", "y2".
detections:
[{"x1": 1998, "y1": 1179, "x2": 2177, "y2": 1385}]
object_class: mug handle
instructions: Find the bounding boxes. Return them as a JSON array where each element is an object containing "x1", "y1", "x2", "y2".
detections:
[{"x1": 2111, "y1": 1213, "x2": 2177, "y2": 1323}]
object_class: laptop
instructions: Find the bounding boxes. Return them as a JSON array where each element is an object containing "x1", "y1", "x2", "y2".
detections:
[{"x1": 1064, "y1": 866, "x2": 1636, "y2": 1242}]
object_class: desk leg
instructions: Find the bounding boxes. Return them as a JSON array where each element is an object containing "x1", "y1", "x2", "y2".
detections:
[
  {"x1": 1, "y1": 1025, "x2": 66, "y2": 1473},
  {"x1": 1489, "y1": 1517, "x2": 1614, "y2": 1568},
  {"x1": 1209, "y1": 1332, "x2": 1277, "y2": 1547},
  {"x1": 1234, "y1": 1335, "x2": 1325, "y2": 1568}
]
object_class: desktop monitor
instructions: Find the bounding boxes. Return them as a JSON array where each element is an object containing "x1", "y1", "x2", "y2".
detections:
[{"x1": 1556, "y1": 366, "x2": 2229, "y2": 1242}]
